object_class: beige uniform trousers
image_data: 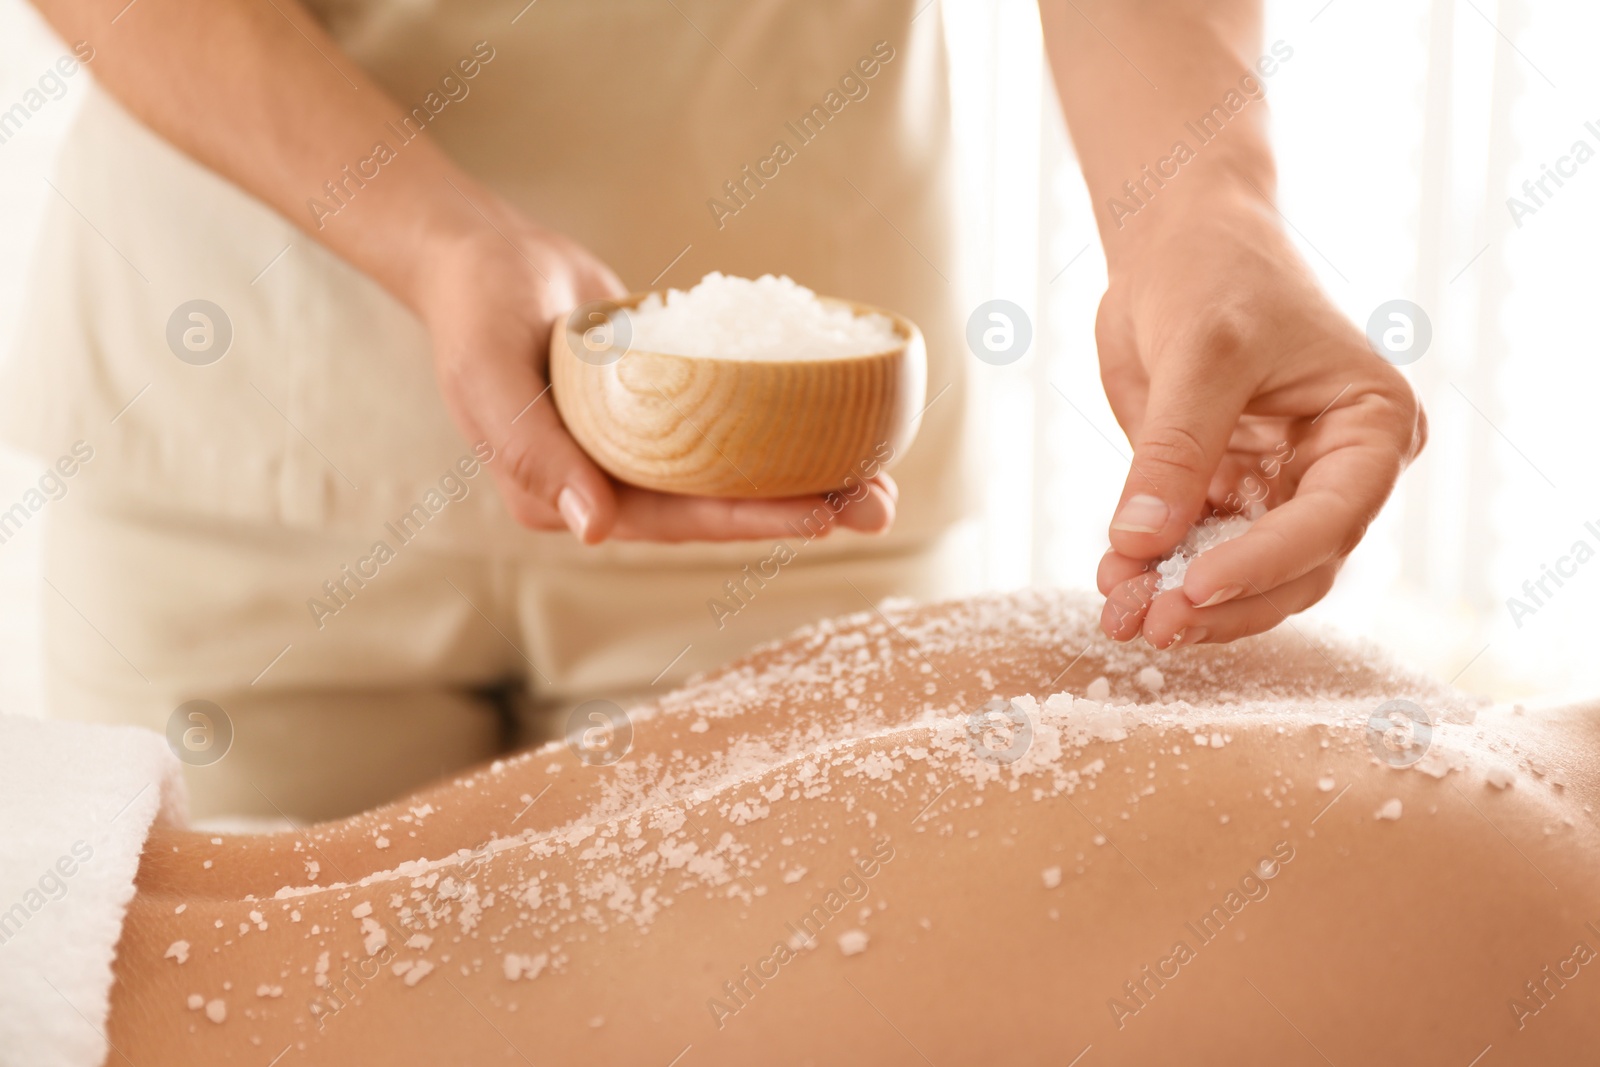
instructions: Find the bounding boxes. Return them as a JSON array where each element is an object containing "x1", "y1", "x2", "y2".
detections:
[
  {"x1": 44, "y1": 493, "x2": 976, "y2": 822},
  {"x1": 10, "y1": 0, "x2": 977, "y2": 820}
]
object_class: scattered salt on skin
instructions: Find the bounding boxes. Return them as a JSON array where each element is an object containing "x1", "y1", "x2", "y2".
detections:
[
  {"x1": 1137, "y1": 666, "x2": 1165, "y2": 693},
  {"x1": 164, "y1": 940, "x2": 189, "y2": 964},
  {"x1": 238, "y1": 591, "x2": 1503, "y2": 1034},
  {"x1": 403, "y1": 961, "x2": 435, "y2": 987},
  {"x1": 502, "y1": 953, "x2": 548, "y2": 981},
  {"x1": 255, "y1": 985, "x2": 283, "y2": 998},
  {"x1": 1155, "y1": 515, "x2": 1254, "y2": 593},
  {"x1": 1317, "y1": 776, "x2": 1336, "y2": 792},
  {"x1": 1485, "y1": 765, "x2": 1516, "y2": 790},
  {"x1": 1375, "y1": 798, "x2": 1403, "y2": 821},
  {"x1": 1041, "y1": 866, "x2": 1062, "y2": 889},
  {"x1": 202, "y1": 860, "x2": 212, "y2": 869},
  {"x1": 375, "y1": 837, "x2": 391, "y2": 849},
  {"x1": 362, "y1": 918, "x2": 388, "y2": 955},
  {"x1": 837, "y1": 929, "x2": 870, "y2": 956},
  {"x1": 173, "y1": 903, "x2": 186, "y2": 914},
  {"x1": 351, "y1": 902, "x2": 373, "y2": 918},
  {"x1": 1086, "y1": 676, "x2": 1112, "y2": 702},
  {"x1": 209, "y1": 837, "x2": 222, "y2": 845},
  {"x1": 204, "y1": 999, "x2": 227, "y2": 1024},
  {"x1": 186, "y1": 994, "x2": 204, "y2": 1011}
]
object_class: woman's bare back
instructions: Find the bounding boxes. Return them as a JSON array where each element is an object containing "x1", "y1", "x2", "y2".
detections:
[{"x1": 111, "y1": 590, "x2": 1600, "y2": 1065}]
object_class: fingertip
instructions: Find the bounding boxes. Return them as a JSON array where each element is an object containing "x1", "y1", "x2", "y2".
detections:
[
  {"x1": 836, "y1": 484, "x2": 895, "y2": 535},
  {"x1": 1096, "y1": 550, "x2": 1149, "y2": 596},
  {"x1": 1188, "y1": 582, "x2": 1244, "y2": 609},
  {"x1": 874, "y1": 472, "x2": 900, "y2": 504},
  {"x1": 559, "y1": 470, "x2": 619, "y2": 545},
  {"x1": 867, "y1": 483, "x2": 896, "y2": 533},
  {"x1": 1106, "y1": 493, "x2": 1197, "y2": 561},
  {"x1": 1109, "y1": 493, "x2": 1171, "y2": 535},
  {"x1": 1101, "y1": 573, "x2": 1156, "y2": 642}
]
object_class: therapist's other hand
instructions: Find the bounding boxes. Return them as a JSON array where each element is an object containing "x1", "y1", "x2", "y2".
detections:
[
  {"x1": 418, "y1": 210, "x2": 896, "y2": 544},
  {"x1": 1091, "y1": 186, "x2": 1426, "y2": 646}
]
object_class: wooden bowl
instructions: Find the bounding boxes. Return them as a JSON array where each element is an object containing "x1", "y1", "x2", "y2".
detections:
[{"x1": 549, "y1": 292, "x2": 926, "y2": 498}]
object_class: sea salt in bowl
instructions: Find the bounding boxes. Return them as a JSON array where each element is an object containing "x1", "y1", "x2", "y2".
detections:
[{"x1": 550, "y1": 273, "x2": 925, "y2": 498}]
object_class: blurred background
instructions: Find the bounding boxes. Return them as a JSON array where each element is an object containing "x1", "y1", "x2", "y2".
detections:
[{"x1": 0, "y1": 0, "x2": 1592, "y2": 713}]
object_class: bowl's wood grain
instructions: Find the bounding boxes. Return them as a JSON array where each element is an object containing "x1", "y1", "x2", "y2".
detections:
[{"x1": 550, "y1": 293, "x2": 926, "y2": 498}]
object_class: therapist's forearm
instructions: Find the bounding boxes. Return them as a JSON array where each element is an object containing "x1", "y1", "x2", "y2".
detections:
[
  {"x1": 29, "y1": 0, "x2": 488, "y2": 312},
  {"x1": 1040, "y1": 0, "x2": 1275, "y2": 268}
]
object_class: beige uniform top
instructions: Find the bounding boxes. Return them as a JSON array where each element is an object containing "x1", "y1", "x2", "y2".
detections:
[{"x1": 2, "y1": 0, "x2": 972, "y2": 571}]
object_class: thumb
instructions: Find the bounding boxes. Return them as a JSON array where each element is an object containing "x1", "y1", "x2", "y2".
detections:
[
  {"x1": 1107, "y1": 362, "x2": 1249, "y2": 561},
  {"x1": 495, "y1": 388, "x2": 620, "y2": 544},
  {"x1": 449, "y1": 322, "x2": 620, "y2": 544}
]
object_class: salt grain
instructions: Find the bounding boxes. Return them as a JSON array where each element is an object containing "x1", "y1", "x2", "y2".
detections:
[
  {"x1": 502, "y1": 952, "x2": 548, "y2": 981},
  {"x1": 1485, "y1": 765, "x2": 1516, "y2": 790},
  {"x1": 163, "y1": 940, "x2": 189, "y2": 965},
  {"x1": 204, "y1": 998, "x2": 227, "y2": 1024},
  {"x1": 1375, "y1": 798, "x2": 1403, "y2": 821},
  {"x1": 837, "y1": 929, "x2": 870, "y2": 956},
  {"x1": 1041, "y1": 866, "x2": 1062, "y2": 889}
]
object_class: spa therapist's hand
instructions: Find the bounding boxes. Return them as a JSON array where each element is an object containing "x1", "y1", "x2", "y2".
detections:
[
  {"x1": 28, "y1": 0, "x2": 894, "y2": 547},
  {"x1": 1039, "y1": 1, "x2": 1424, "y2": 644},
  {"x1": 1091, "y1": 185, "x2": 1426, "y2": 646},
  {"x1": 417, "y1": 211, "x2": 898, "y2": 544}
]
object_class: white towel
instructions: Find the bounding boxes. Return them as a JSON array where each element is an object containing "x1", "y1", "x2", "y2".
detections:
[{"x1": 0, "y1": 715, "x2": 187, "y2": 1067}]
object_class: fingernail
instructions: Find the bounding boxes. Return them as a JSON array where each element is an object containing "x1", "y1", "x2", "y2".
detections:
[
  {"x1": 1172, "y1": 627, "x2": 1208, "y2": 648},
  {"x1": 1111, "y1": 494, "x2": 1169, "y2": 534},
  {"x1": 557, "y1": 486, "x2": 592, "y2": 541},
  {"x1": 1193, "y1": 585, "x2": 1244, "y2": 609}
]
